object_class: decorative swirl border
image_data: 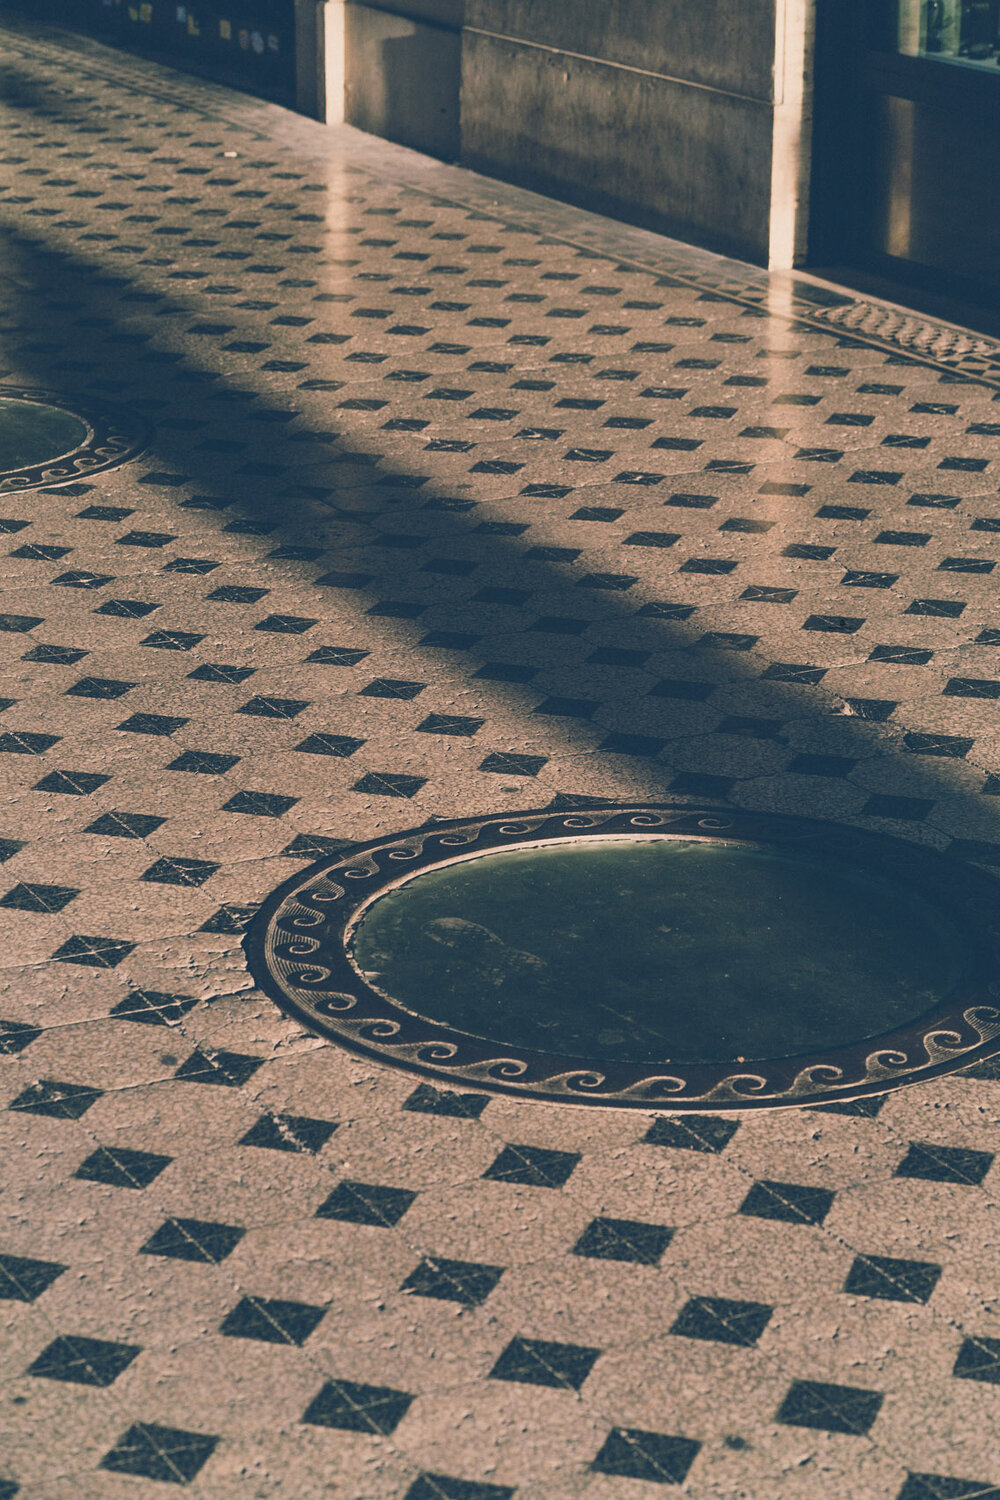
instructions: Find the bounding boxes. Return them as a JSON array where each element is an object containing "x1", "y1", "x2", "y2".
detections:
[
  {"x1": 244, "y1": 805, "x2": 1000, "y2": 1112},
  {"x1": 0, "y1": 386, "x2": 150, "y2": 493}
]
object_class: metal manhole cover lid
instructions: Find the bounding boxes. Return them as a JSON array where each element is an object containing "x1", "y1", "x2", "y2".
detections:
[
  {"x1": 246, "y1": 805, "x2": 1000, "y2": 1111},
  {"x1": 0, "y1": 386, "x2": 149, "y2": 492}
]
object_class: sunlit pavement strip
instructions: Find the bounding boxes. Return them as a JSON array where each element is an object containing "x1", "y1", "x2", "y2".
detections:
[{"x1": 2, "y1": 15, "x2": 1000, "y2": 1499}]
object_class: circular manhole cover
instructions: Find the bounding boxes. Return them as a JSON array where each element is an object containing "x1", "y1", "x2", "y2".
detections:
[
  {"x1": 0, "y1": 387, "x2": 148, "y2": 492},
  {"x1": 247, "y1": 806, "x2": 1000, "y2": 1110}
]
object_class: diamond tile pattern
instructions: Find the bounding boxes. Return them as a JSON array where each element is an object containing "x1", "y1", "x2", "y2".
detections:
[
  {"x1": 2, "y1": 24, "x2": 1000, "y2": 1498},
  {"x1": 27, "y1": 1334, "x2": 141, "y2": 1387},
  {"x1": 591, "y1": 1427, "x2": 702, "y2": 1485},
  {"x1": 99, "y1": 1423, "x2": 219, "y2": 1484}
]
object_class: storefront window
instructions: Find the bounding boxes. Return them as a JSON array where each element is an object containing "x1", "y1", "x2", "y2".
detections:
[{"x1": 896, "y1": 0, "x2": 1000, "y2": 70}]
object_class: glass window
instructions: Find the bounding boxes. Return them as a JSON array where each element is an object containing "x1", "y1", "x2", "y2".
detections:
[{"x1": 896, "y1": 1, "x2": 1000, "y2": 70}]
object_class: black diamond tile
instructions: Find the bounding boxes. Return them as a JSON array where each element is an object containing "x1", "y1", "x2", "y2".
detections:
[
  {"x1": 789, "y1": 754, "x2": 857, "y2": 778},
  {"x1": 903, "y1": 732, "x2": 974, "y2": 760},
  {"x1": 142, "y1": 630, "x2": 204, "y2": 652},
  {"x1": 810, "y1": 1094, "x2": 887, "y2": 1117},
  {"x1": 403, "y1": 1083, "x2": 489, "y2": 1118},
  {"x1": 623, "y1": 531, "x2": 679, "y2": 548},
  {"x1": 944, "y1": 678, "x2": 1000, "y2": 700},
  {"x1": 52, "y1": 570, "x2": 113, "y2": 589},
  {"x1": 591, "y1": 1427, "x2": 701, "y2": 1485},
  {"x1": 169, "y1": 749, "x2": 240, "y2": 775},
  {"x1": 681, "y1": 557, "x2": 737, "y2": 576},
  {"x1": 841, "y1": 570, "x2": 898, "y2": 589},
  {"x1": 10, "y1": 1079, "x2": 103, "y2": 1119},
  {"x1": 871, "y1": 645, "x2": 934, "y2": 665},
  {"x1": 483, "y1": 1144, "x2": 580, "y2": 1188},
  {"x1": 223, "y1": 791, "x2": 298, "y2": 817},
  {"x1": 302, "y1": 1378, "x2": 414, "y2": 1435},
  {"x1": 141, "y1": 857, "x2": 220, "y2": 887},
  {"x1": 776, "y1": 1379, "x2": 883, "y2": 1435},
  {"x1": 110, "y1": 990, "x2": 198, "y2": 1026},
  {"x1": 843, "y1": 1254, "x2": 941, "y2": 1304},
  {"x1": 533, "y1": 696, "x2": 595, "y2": 719},
  {"x1": 316, "y1": 1179, "x2": 416, "y2": 1226},
  {"x1": 480, "y1": 751, "x2": 547, "y2": 776},
  {"x1": 75, "y1": 1145, "x2": 172, "y2": 1189},
  {"x1": 762, "y1": 662, "x2": 827, "y2": 685},
  {"x1": 367, "y1": 600, "x2": 427, "y2": 619},
  {"x1": 0, "y1": 838, "x2": 23, "y2": 862},
  {"x1": 863, "y1": 795, "x2": 933, "y2": 822},
  {"x1": 254, "y1": 614, "x2": 317, "y2": 634},
  {"x1": 783, "y1": 543, "x2": 835, "y2": 561},
  {"x1": 352, "y1": 771, "x2": 427, "y2": 798},
  {"x1": 100, "y1": 1422, "x2": 218, "y2": 1484},
  {"x1": 645, "y1": 1116, "x2": 741, "y2": 1155},
  {"x1": 116, "y1": 530, "x2": 175, "y2": 548},
  {"x1": 296, "y1": 733, "x2": 365, "y2": 757},
  {"x1": 0, "y1": 1252, "x2": 66, "y2": 1302},
  {"x1": 573, "y1": 1216, "x2": 674, "y2": 1265},
  {"x1": 238, "y1": 695, "x2": 309, "y2": 720},
  {"x1": 174, "y1": 1048, "x2": 264, "y2": 1087},
  {"x1": 717, "y1": 715, "x2": 783, "y2": 740},
  {"x1": 803, "y1": 614, "x2": 865, "y2": 634},
  {"x1": 199, "y1": 903, "x2": 260, "y2": 934},
  {"x1": 898, "y1": 1474, "x2": 1000, "y2": 1500},
  {"x1": 404, "y1": 1475, "x2": 514, "y2": 1500},
  {"x1": 52, "y1": 934, "x2": 135, "y2": 968},
  {"x1": 489, "y1": 1335, "x2": 600, "y2": 1390},
  {"x1": 24, "y1": 643, "x2": 89, "y2": 665},
  {"x1": 0, "y1": 732, "x2": 61, "y2": 755},
  {"x1": 77, "y1": 504, "x2": 132, "y2": 521},
  {"x1": 0, "y1": 882, "x2": 78, "y2": 913},
  {"x1": 741, "y1": 584, "x2": 797, "y2": 604},
  {"x1": 95, "y1": 598, "x2": 159, "y2": 618},
  {"x1": 27, "y1": 1334, "x2": 141, "y2": 1387},
  {"x1": 117, "y1": 713, "x2": 188, "y2": 736},
  {"x1": 671, "y1": 1295, "x2": 773, "y2": 1346},
  {"x1": 86, "y1": 811, "x2": 166, "y2": 839},
  {"x1": 894, "y1": 1142, "x2": 994, "y2": 1186},
  {"x1": 401, "y1": 1256, "x2": 504, "y2": 1307},
  {"x1": 697, "y1": 631, "x2": 758, "y2": 651},
  {"x1": 0, "y1": 1020, "x2": 40, "y2": 1055},
  {"x1": 240, "y1": 1112, "x2": 338, "y2": 1153},
  {"x1": 307, "y1": 645, "x2": 370, "y2": 666},
  {"x1": 282, "y1": 833, "x2": 355, "y2": 859},
  {"x1": 420, "y1": 631, "x2": 482, "y2": 650},
  {"x1": 0, "y1": 613, "x2": 43, "y2": 633},
  {"x1": 739, "y1": 1179, "x2": 834, "y2": 1225},
  {"x1": 954, "y1": 1336, "x2": 1000, "y2": 1385},
  {"x1": 906, "y1": 598, "x2": 966, "y2": 618},
  {"x1": 34, "y1": 769, "x2": 111, "y2": 796},
  {"x1": 188, "y1": 663, "x2": 256, "y2": 684},
  {"x1": 220, "y1": 1295, "x2": 326, "y2": 1345},
  {"x1": 166, "y1": 561, "x2": 222, "y2": 580},
  {"x1": 601, "y1": 732, "x2": 666, "y2": 757}
]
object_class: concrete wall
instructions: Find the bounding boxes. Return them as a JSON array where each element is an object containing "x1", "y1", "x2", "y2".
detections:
[{"x1": 323, "y1": 0, "x2": 782, "y2": 264}]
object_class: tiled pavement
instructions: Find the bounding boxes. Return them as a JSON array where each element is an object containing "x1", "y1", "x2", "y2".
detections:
[{"x1": 2, "y1": 15, "x2": 1000, "y2": 1499}]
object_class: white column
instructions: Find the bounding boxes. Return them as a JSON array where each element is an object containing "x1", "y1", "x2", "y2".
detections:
[
  {"x1": 769, "y1": 0, "x2": 816, "y2": 270},
  {"x1": 295, "y1": 0, "x2": 347, "y2": 123}
]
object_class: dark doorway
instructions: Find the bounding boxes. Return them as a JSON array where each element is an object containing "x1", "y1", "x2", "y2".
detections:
[{"x1": 810, "y1": 0, "x2": 1000, "y2": 334}]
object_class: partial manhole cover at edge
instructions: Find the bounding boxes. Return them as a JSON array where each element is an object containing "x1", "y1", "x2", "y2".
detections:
[
  {"x1": 246, "y1": 806, "x2": 1000, "y2": 1111},
  {"x1": 0, "y1": 387, "x2": 148, "y2": 491}
]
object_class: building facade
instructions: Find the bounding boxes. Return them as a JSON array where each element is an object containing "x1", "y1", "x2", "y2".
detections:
[{"x1": 34, "y1": 0, "x2": 1000, "y2": 318}]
